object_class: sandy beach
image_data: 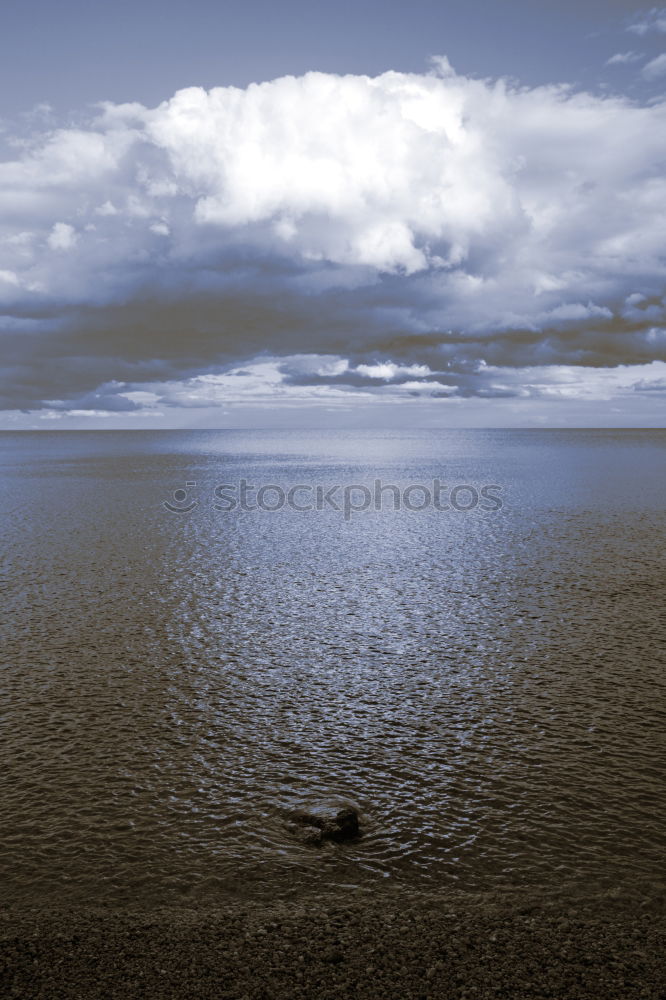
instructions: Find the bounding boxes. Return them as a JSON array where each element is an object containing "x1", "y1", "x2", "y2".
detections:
[{"x1": 2, "y1": 892, "x2": 664, "y2": 999}]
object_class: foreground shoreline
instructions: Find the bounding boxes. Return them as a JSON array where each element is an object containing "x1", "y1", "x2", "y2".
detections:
[{"x1": 1, "y1": 892, "x2": 664, "y2": 999}]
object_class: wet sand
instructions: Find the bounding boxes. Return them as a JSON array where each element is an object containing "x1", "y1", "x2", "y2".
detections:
[{"x1": 2, "y1": 892, "x2": 664, "y2": 999}]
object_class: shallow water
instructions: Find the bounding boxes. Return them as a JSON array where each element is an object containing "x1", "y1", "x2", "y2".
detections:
[{"x1": 1, "y1": 429, "x2": 664, "y2": 907}]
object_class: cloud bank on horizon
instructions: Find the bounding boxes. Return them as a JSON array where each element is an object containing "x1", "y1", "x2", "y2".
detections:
[{"x1": 1, "y1": 53, "x2": 665, "y2": 423}]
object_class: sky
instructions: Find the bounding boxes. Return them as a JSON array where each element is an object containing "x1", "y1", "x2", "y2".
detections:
[{"x1": 0, "y1": 0, "x2": 665, "y2": 428}]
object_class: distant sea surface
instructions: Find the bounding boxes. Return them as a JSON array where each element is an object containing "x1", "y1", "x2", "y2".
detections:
[{"x1": 1, "y1": 429, "x2": 664, "y2": 909}]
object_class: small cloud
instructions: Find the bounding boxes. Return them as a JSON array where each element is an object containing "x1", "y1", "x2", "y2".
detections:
[
  {"x1": 95, "y1": 200, "x2": 118, "y2": 216},
  {"x1": 627, "y1": 8, "x2": 666, "y2": 35},
  {"x1": 606, "y1": 51, "x2": 641, "y2": 66},
  {"x1": 274, "y1": 217, "x2": 297, "y2": 242},
  {"x1": 633, "y1": 376, "x2": 666, "y2": 391},
  {"x1": 355, "y1": 362, "x2": 431, "y2": 380},
  {"x1": 429, "y1": 55, "x2": 456, "y2": 77},
  {"x1": 47, "y1": 222, "x2": 78, "y2": 250},
  {"x1": 642, "y1": 53, "x2": 666, "y2": 79}
]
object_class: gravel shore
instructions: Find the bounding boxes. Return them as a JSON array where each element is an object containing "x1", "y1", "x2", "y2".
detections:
[{"x1": 1, "y1": 892, "x2": 664, "y2": 999}]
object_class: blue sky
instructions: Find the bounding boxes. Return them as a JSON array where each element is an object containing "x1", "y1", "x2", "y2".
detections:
[
  {"x1": 1, "y1": 0, "x2": 665, "y2": 427},
  {"x1": 2, "y1": 0, "x2": 662, "y2": 113}
]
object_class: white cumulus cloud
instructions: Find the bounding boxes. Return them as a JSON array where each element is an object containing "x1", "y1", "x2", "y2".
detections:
[{"x1": 0, "y1": 64, "x2": 664, "y2": 414}]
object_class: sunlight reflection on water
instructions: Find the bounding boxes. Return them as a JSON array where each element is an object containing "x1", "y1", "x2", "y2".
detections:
[{"x1": 1, "y1": 429, "x2": 665, "y2": 907}]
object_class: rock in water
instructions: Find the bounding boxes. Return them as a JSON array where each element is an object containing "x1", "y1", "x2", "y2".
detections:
[
  {"x1": 326, "y1": 807, "x2": 360, "y2": 842},
  {"x1": 289, "y1": 806, "x2": 360, "y2": 843}
]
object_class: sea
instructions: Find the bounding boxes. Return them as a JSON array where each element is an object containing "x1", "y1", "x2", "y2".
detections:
[{"x1": 1, "y1": 429, "x2": 664, "y2": 910}]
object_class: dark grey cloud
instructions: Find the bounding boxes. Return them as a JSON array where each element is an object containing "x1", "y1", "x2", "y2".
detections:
[{"x1": 2, "y1": 276, "x2": 664, "y2": 411}]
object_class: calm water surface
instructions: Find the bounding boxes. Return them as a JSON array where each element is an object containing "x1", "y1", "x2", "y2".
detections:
[{"x1": 1, "y1": 429, "x2": 664, "y2": 907}]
